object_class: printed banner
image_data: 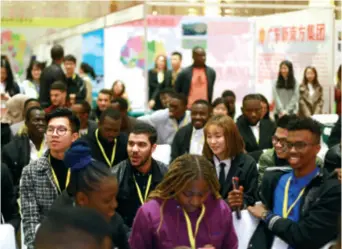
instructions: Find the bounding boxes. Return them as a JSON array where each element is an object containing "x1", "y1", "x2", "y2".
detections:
[
  {"x1": 255, "y1": 8, "x2": 334, "y2": 113},
  {"x1": 104, "y1": 15, "x2": 255, "y2": 112},
  {"x1": 82, "y1": 29, "x2": 104, "y2": 107}
]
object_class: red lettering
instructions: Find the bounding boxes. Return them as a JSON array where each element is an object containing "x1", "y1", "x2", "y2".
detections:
[
  {"x1": 274, "y1": 27, "x2": 281, "y2": 43},
  {"x1": 282, "y1": 27, "x2": 290, "y2": 42},
  {"x1": 316, "y1": 24, "x2": 325, "y2": 41},
  {"x1": 307, "y1": 24, "x2": 316, "y2": 41},
  {"x1": 289, "y1": 26, "x2": 297, "y2": 41},
  {"x1": 298, "y1": 26, "x2": 306, "y2": 41}
]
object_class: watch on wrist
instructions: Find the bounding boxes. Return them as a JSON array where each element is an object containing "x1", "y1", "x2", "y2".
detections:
[{"x1": 261, "y1": 210, "x2": 270, "y2": 221}]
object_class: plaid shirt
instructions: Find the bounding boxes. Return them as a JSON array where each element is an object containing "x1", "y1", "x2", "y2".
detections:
[{"x1": 20, "y1": 150, "x2": 59, "y2": 249}]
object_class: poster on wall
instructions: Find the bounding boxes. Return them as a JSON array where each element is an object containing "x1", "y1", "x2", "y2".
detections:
[
  {"x1": 255, "y1": 8, "x2": 334, "y2": 113},
  {"x1": 82, "y1": 29, "x2": 104, "y2": 106},
  {"x1": 104, "y1": 15, "x2": 255, "y2": 112},
  {"x1": 1, "y1": 18, "x2": 88, "y2": 81},
  {"x1": 335, "y1": 20, "x2": 341, "y2": 78},
  {"x1": 58, "y1": 35, "x2": 83, "y2": 70}
]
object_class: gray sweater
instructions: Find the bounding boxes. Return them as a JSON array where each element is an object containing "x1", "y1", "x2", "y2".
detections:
[{"x1": 273, "y1": 82, "x2": 299, "y2": 115}]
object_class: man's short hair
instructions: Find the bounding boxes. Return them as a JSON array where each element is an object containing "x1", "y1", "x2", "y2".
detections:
[
  {"x1": 192, "y1": 99, "x2": 211, "y2": 108},
  {"x1": 287, "y1": 117, "x2": 322, "y2": 143},
  {"x1": 171, "y1": 51, "x2": 182, "y2": 60},
  {"x1": 111, "y1": 98, "x2": 128, "y2": 111},
  {"x1": 64, "y1": 54, "x2": 76, "y2": 64},
  {"x1": 75, "y1": 100, "x2": 91, "y2": 115},
  {"x1": 24, "y1": 98, "x2": 40, "y2": 110},
  {"x1": 222, "y1": 90, "x2": 236, "y2": 99},
  {"x1": 50, "y1": 81, "x2": 67, "y2": 92},
  {"x1": 35, "y1": 207, "x2": 111, "y2": 249},
  {"x1": 51, "y1": 45, "x2": 64, "y2": 61},
  {"x1": 130, "y1": 122, "x2": 157, "y2": 145},
  {"x1": 25, "y1": 106, "x2": 44, "y2": 122},
  {"x1": 277, "y1": 114, "x2": 298, "y2": 129},
  {"x1": 159, "y1": 88, "x2": 175, "y2": 96},
  {"x1": 169, "y1": 92, "x2": 188, "y2": 107},
  {"x1": 242, "y1": 94, "x2": 261, "y2": 106},
  {"x1": 46, "y1": 108, "x2": 80, "y2": 133},
  {"x1": 99, "y1": 108, "x2": 121, "y2": 123},
  {"x1": 98, "y1": 89, "x2": 112, "y2": 97}
]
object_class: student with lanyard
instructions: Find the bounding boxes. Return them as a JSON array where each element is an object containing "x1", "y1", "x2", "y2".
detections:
[
  {"x1": 138, "y1": 92, "x2": 191, "y2": 145},
  {"x1": 71, "y1": 100, "x2": 97, "y2": 138},
  {"x1": 112, "y1": 122, "x2": 168, "y2": 228},
  {"x1": 2, "y1": 106, "x2": 47, "y2": 196},
  {"x1": 129, "y1": 154, "x2": 238, "y2": 249},
  {"x1": 52, "y1": 140, "x2": 130, "y2": 249},
  {"x1": 35, "y1": 207, "x2": 113, "y2": 249},
  {"x1": 81, "y1": 108, "x2": 128, "y2": 168},
  {"x1": 20, "y1": 108, "x2": 79, "y2": 249},
  {"x1": 248, "y1": 117, "x2": 341, "y2": 249}
]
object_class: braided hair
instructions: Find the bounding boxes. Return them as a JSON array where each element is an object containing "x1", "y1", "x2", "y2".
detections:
[{"x1": 148, "y1": 154, "x2": 221, "y2": 233}]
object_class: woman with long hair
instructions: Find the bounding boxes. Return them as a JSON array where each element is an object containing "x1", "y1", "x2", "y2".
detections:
[
  {"x1": 273, "y1": 60, "x2": 299, "y2": 119},
  {"x1": 335, "y1": 65, "x2": 341, "y2": 115},
  {"x1": 212, "y1": 97, "x2": 229, "y2": 116},
  {"x1": 52, "y1": 140, "x2": 130, "y2": 249},
  {"x1": 111, "y1": 80, "x2": 129, "y2": 108},
  {"x1": 258, "y1": 94, "x2": 271, "y2": 120},
  {"x1": 22, "y1": 59, "x2": 45, "y2": 98},
  {"x1": 79, "y1": 62, "x2": 96, "y2": 105},
  {"x1": 298, "y1": 66, "x2": 324, "y2": 117},
  {"x1": 148, "y1": 54, "x2": 172, "y2": 110},
  {"x1": 0, "y1": 57, "x2": 20, "y2": 107},
  {"x1": 129, "y1": 154, "x2": 238, "y2": 249},
  {"x1": 203, "y1": 115, "x2": 258, "y2": 209}
]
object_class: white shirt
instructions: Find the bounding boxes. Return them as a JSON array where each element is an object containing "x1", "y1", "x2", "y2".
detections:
[
  {"x1": 189, "y1": 128, "x2": 204, "y2": 155},
  {"x1": 29, "y1": 138, "x2": 48, "y2": 163},
  {"x1": 214, "y1": 156, "x2": 231, "y2": 179},
  {"x1": 307, "y1": 83, "x2": 315, "y2": 97},
  {"x1": 249, "y1": 122, "x2": 260, "y2": 144}
]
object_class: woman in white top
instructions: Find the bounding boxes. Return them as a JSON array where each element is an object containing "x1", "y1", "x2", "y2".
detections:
[
  {"x1": 298, "y1": 66, "x2": 324, "y2": 117},
  {"x1": 272, "y1": 60, "x2": 299, "y2": 120},
  {"x1": 22, "y1": 60, "x2": 45, "y2": 98}
]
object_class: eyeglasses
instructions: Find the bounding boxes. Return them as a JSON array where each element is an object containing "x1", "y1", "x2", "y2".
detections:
[
  {"x1": 272, "y1": 136, "x2": 287, "y2": 146},
  {"x1": 46, "y1": 126, "x2": 70, "y2": 136},
  {"x1": 284, "y1": 141, "x2": 316, "y2": 151}
]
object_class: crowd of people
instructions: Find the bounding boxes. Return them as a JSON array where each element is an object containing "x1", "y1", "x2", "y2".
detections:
[{"x1": 0, "y1": 44, "x2": 341, "y2": 249}]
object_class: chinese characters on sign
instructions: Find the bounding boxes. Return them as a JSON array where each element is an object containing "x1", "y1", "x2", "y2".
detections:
[{"x1": 264, "y1": 23, "x2": 325, "y2": 43}]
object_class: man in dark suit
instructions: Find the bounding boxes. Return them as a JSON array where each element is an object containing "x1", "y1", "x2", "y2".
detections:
[
  {"x1": 237, "y1": 94, "x2": 276, "y2": 160},
  {"x1": 175, "y1": 46, "x2": 216, "y2": 109},
  {"x1": 80, "y1": 108, "x2": 128, "y2": 168},
  {"x1": 171, "y1": 99, "x2": 211, "y2": 162},
  {"x1": 39, "y1": 45, "x2": 66, "y2": 108}
]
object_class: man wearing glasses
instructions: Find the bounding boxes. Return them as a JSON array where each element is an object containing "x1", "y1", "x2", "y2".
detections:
[
  {"x1": 248, "y1": 117, "x2": 341, "y2": 249},
  {"x1": 257, "y1": 114, "x2": 323, "y2": 185},
  {"x1": 20, "y1": 108, "x2": 79, "y2": 249}
]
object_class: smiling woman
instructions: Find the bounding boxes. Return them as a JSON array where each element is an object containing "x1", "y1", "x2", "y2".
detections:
[{"x1": 129, "y1": 154, "x2": 238, "y2": 249}]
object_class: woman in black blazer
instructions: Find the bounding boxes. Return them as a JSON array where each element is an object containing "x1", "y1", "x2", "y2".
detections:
[
  {"x1": 148, "y1": 55, "x2": 172, "y2": 110},
  {"x1": 203, "y1": 115, "x2": 259, "y2": 209}
]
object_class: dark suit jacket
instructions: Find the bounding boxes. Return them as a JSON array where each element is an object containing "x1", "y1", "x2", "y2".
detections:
[
  {"x1": 80, "y1": 131, "x2": 128, "y2": 168},
  {"x1": 171, "y1": 123, "x2": 193, "y2": 162},
  {"x1": 148, "y1": 69, "x2": 172, "y2": 110},
  {"x1": 175, "y1": 65, "x2": 216, "y2": 103},
  {"x1": 39, "y1": 62, "x2": 66, "y2": 108},
  {"x1": 216, "y1": 153, "x2": 259, "y2": 206},
  {"x1": 236, "y1": 116, "x2": 276, "y2": 154},
  {"x1": 327, "y1": 115, "x2": 341, "y2": 148}
]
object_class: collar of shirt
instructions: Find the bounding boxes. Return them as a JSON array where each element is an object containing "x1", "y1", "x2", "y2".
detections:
[
  {"x1": 29, "y1": 137, "x2": 48, "y2": 162},
  {"x1": 213, "y1": 156, "x2": 231, "y2": 178},
  {"x1": 290, "y1": 167, "x2": 320, "y2": 189},
  {"x1": 249, "y1": 121, "x2": 260, "y2": 128},
  {"x1": 192, "y1": 127, "x2": 204, "y2": 137}
]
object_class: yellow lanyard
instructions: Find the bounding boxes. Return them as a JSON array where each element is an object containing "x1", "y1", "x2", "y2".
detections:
[
  {"x1": 49, "y1": 155, "x2": 70, "y2": 194},
  {"x1": 133, "y1": 174, "x2": 152, "y2": 205},
  {"x1": 36, "y1": 139, "x2": 46, "y2": 158},
  {"x1": 95, "y1": 129, "x2": 117, "y2": 168},
  {"x1": 183, "y1": 205, "x2": 206, "y2": 249},
  {"x1": 282, "y1": 176, "x2": 305, "y2": 219}
]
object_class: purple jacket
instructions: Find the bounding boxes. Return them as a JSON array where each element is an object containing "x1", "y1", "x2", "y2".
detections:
[{"x1": 129, "y1": 195, "x2": 238, "y2": 249}]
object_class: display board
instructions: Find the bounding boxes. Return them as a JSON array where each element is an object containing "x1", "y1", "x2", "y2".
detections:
[
  {"x1": 104, "y1": 15, "x2": 255, "y2": 111},
  {"x1": 255, "y1": 8, "x2": 334, "y2": 113},
  {"x1": 82, "y1": 29, "x2": 105, "y2": 106},
  {"x1": 58, "y1": 35, "x2": 83, "y2": 70}
]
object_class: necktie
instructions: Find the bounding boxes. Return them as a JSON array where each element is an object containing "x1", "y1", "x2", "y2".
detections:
[{"x1": 219, "y1": 162, "x2": 226, "y2": 191}]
